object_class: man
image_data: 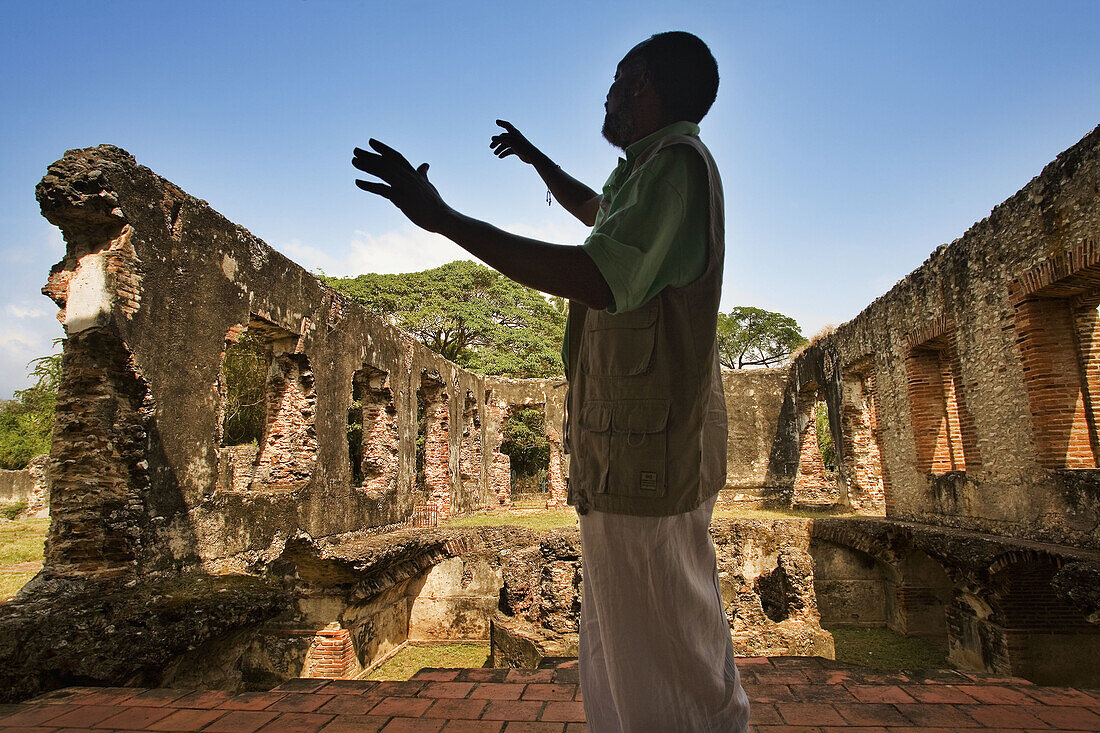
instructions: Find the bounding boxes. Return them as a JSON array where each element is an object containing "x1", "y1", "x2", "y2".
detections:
[{"x1": 353, "y1": 31, "x2": 749, "y2": 732}]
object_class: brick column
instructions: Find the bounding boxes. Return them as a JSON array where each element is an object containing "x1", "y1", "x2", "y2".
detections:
[{"x1": 1014, "y1": 297, "x2": 1096, "y2": 468}]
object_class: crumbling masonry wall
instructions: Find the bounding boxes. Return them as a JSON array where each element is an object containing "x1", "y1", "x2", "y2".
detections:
[
  {"x1": 34, "y1": 145, "x2": 565, "y2": 577},
  {"x1": 790, "y1": 124, "x2": 1100, "y2": 686}
]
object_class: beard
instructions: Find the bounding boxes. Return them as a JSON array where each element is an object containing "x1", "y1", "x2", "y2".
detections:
[{"x1": 601, "y1": 108, "x2": 634, "y2": 150}]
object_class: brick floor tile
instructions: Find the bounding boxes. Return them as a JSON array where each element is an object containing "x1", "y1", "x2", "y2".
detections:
[
  {"x1": 424, "y1": 698, "x2": 489, "y2": 719},
  {"x1": 217, "y1": 692, "x2": 287, "y2": 710},
  {"x1": 564, "y1": 724, "x2": 587, "y2": 733},
  {"x1": 125, "y1": 689, "x2": 192, "y2": 707},
  {"x1": 521, "y1": 685, "x2": 574, "y2": 702},
  {"x1": 202, "y1": 709, "x2": 280, "y2": 733},
  {"x1": 501, "y1": 723, "x2": 564, "y2": 733},
  {"x1": 267, "y1": 693, "x2": 336, "y2": 713},
  {"x1": 963, "y1": 703, "x2": 1049, "y2": 728},
  {"x1": 271, "y1": 679, "x2": 332, "y2": 693},
  {"x1": 551, "y1": 669, "x2": 579, "y2": 686},
  {"x1": 0, "y1": 704, "x2": 81, "y2": 726},
  {"x1": 0, "y1": 726, "x2": 57, "y2": 733},
  {"x1": 893, "y1": 703, "x2": 982, "y2": 727},
  {"x1": 147, "y1": 707, "x2": 228, "y2": 731},
  {"x1": 743, "y1": 684, "x2": 796, "y2": 702},
  {"x1": 254, "y1": 712, "x2": 336, "y2": 733},
  {"x1": 822, "y1": 727, "x2": 888, "y2": 733},
  {"x1": 505, "y1": 670, "x2": 554, "y2": 684},
  {"x1": 457, "y1": 669, "x2": 510, "y2": 683},
  {"x1": 379, "y1": 717, "x2": 445, "y2": 733},
  {"x1": 94, "y1": 705, "x2": 175, "y2": 729},
  {"x1": 573, "y1": 688, "x2": 582, "y2": 702},
  {"x1": 482, "y1": 700, "x2": 545, "y2": 721},
  {"x1": 884, "y1": 728, "x2": 959, "y2": 733},
  {"x1": 778, "y1": 702, "x2": 846, "y2": 726},
  {"x1": 748, "y1": 702, "x2": 782, "y2": 725},
  {"x1": 845, "y1": 685, "x2": 917, "y2": 704},
  {"x1": 836, "y1": 702, "x2": 909, "y2": 726},
  {"x1": 316, "y1": 714, "x2": 390, "y2": 733},
  {"x1": 76, "y1": 688, "x2": 142, "y2": 705},
  {"x1": 952, "y1": 685, "x2": 1037, "y2": 705},
  {"x1": 174, "y1": 690, "x2": 236, "y2": 708},
  {"x1": 539, "y1": 701, "x2": 585, "y2": 723},
  {"x1": 322, "y1": 680, "x2": 379, "y2": 695},
  {"x1": 1023, "y1": 703, "x2": 1100, "y2": 729},
  {"x1": 1021, "y1": 687, "x2": 1099, "y2": 706},
  {"x1": 786, "y1": 684, "x2": 857, "y2": 703},
  {"x1": 367, "y1": 695, "x2": 434, "y2": 718},
  {"x1": 413, "y1": 669, "x2": 461, "y2": 682},
  {"x1": 371, "y1": 681, "x2": 427, "y2": 697},
  {"x1": 762, "y1": 673, "x2": 810, "y2": 685},
  {"x1": 754, "y1": 726, "x2": 823, "y2": 732},
  {"x1": 470, "y1": 683, "x2": 524, "y2": 701},
  {"x1": 900, "y1": 684, "x2": 979, "y2": 704},
  {"x1": 315, "y1": 695, "x2": 380, "y2": 715},
  {"x1": 41, "y1": 705, "x2": 123, "y2": 727},
  {"x1": 440, "y1": 721, "x2": 505, "y2": 732},
  {"x1": 419, "y1": 682, "x2": 476, "y2": 699}
]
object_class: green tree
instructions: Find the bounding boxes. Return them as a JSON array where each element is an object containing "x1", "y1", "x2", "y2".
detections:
[
  {"x1": 500, "y1": 408, "x2": 550, "y2": 493},
  {"x1": 221, "y1": 331, "x2": 267, "y2": 446},
  {"x1": 814, "y1": 401, "x2": 836, "y2": 468},
  {"x1": 325, "y1": 261, "x2": 566, "y2": 378},
  {"x1": 716, "y1": 306, "x2": 807, "y2": 369},
  {"x1": 0, "y1": 342, "x2": 63, "y2": 469}
]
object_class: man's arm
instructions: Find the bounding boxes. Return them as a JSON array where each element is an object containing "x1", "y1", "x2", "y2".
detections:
[
  {"x1": 490, "y1": 121, "x2": 600, "y2": 227},
  {"x1": 352, "y1": 139, "x2": 611, "y2": 310}
]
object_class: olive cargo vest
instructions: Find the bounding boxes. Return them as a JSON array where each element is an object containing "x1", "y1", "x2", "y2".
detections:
[{"x1": 565, "y1": 133, "x2": 727, "y2": 516}]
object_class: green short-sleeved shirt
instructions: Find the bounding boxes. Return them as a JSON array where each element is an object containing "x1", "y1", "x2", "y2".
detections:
[{"x1": 563, "y1": 121, "x2": 710, "y2": 367}]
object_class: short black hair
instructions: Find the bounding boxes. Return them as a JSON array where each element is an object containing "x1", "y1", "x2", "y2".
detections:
[{"x1": 626, "y1": 31, "x2": 719, "y2": 124}]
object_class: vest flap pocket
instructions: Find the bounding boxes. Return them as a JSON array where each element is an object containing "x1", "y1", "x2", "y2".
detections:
[
  {"x1": 612, "y1": 399, "x2": 670, "y2": 434},
  {"x1": 578, "y1": 401, "x2": 612, "y2": 432},
  {"x1": 587, "y1": 300, "x2": 658, "y2": 331}
]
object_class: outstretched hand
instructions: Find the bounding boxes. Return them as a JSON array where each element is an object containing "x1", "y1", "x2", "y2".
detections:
[
  {"x1": 353, "y1": 139, "x2": 452, "y2": 233},
  {"x1": 490, "y1": 120, "x2": 545, "y2": 166}
]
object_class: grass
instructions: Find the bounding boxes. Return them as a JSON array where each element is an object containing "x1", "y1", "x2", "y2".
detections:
[
  {"x1": 829, "y1": 627, "x2": 949, "y2": 670},
  {"x1": 0, "y1": 517, "x2": 48, "y2": 564},
  {"x1": 443, "y1": 506, "x2": 578, "y2": 531},
  {"x1": 1, "y1": 501, "x2": 27, "y2": 521},
  {"x1": 364, "y1": 642, "x2": 490, "y2": 680},
  {"x1": 0, "y1": 516, "x2": 48, "y2": 601}
]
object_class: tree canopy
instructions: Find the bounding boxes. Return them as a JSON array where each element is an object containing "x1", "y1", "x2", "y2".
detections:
[
  {"x1": 716, "y1": 306, "x2": 807, "y2": 369},
  {"x1": 0, "y1": 344, "x2": 62, "y2": 469},
  {"x1": 325, "y1": 261, "x2": 566, "y2": 378}
]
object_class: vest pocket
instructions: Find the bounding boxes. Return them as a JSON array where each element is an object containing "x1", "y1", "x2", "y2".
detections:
[
  {"x1": 608, "y1": 399, "x2": 669, "y2": 498},
  {"x1": 580, "y1": 300, "x2": 658, "y2": 377}
]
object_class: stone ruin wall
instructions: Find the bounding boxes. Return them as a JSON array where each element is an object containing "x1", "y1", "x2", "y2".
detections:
[
  {"x1": 16, "y1": 124, "x2": 1100, "y2": 692},
  {"x1": 779, "y1": 124, "x2": 1100, "y2": 549},
  {"x1": 32, "y1": 144, "x2": 569, "y2": 579}
]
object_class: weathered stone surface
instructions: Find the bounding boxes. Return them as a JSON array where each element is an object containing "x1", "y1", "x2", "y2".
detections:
[
  {"x1": 0, "y1": 455, "x2": 49, "y2": 518},
  {"x1": 0, "y1": 573, "x2": 289, "y2": 703}
]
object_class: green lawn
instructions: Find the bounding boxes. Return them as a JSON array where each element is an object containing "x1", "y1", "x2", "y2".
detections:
[
  {"x1": 364, "y1": 642, "x2": 490, "y2": 680},
  {"x1": 0, "y1": 517, "x2": 48, "y2": 565},
  {"x1": 829, "y1": 627, "x2": 949, "y2": 670},
  {"x1": 0, "y1": 516, "x2": 48, "y2": 601}
]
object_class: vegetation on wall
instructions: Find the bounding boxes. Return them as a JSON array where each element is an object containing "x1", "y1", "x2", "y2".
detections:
[
  {"x1": 221, "y1": 331, "x2": 267, "y2": 447},
  {"x1": 325, "y1": 261, "x2": 566, "y2": 378},
  {"x1": 0, "y1": 344, "x2": 61, "y2": 469},
  {"x1": 717, "y1": 306, "x2": 807, "y2": 369},
  {"x1": 500, "y1": 408, "x2": 550, "y2": 494},
  {"x1": 814, "y1": 401, "x2": 836, "y2": 468}
]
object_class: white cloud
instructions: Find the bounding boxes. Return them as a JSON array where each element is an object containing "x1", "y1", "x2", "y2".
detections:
[
  {"x1": 274, "y1": 238, "x2": 343, "y2": 276},
  {"x1": 5, "y1": 304, "x2": 47, "y2": 320}
]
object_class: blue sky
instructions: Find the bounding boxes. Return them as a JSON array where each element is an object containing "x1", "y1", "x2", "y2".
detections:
[{"x1": 2, "y1": 1, "x2": 1099, "y2": 398}]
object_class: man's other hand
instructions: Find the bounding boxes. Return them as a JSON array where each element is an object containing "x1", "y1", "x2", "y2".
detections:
[
  {"x1": 353, "y1": 139, "x2": 452, "y2": 233},
  {"x1": 490, "y1": 120, "x2": 545, "y2": 166}
]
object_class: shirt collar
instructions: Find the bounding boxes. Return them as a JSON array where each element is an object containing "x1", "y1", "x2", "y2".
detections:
[{"x1": 624, "y1": 121, "x2": 700, "y2": 163}]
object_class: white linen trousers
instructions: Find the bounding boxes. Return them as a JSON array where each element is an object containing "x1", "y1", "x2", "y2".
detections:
[{"x1": 578, "y1": 494, "x2": 750, "y2": 732}]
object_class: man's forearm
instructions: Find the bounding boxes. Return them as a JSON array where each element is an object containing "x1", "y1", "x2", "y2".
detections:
[
  {"x1": 530, "y1": 155, "x2": 600, "y2": 227},
  {"x1": 436, "y1": 210, "x2": 611, "y2": 309}
]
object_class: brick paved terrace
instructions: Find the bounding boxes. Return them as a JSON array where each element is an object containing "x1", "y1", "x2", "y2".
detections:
[{"x1": 2, "y1": 657, "x2": 1098, "y2": 732}]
